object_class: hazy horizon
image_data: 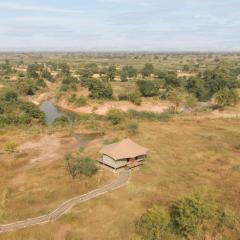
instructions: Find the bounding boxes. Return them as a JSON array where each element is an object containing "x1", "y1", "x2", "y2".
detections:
[{"x1": 1, "y1": 0, "x2": 240, "y2": 52}]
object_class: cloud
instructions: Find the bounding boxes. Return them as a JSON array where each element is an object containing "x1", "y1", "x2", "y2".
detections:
[{"x1": 0, "y1": 2, "x2": 82, "y2": 13}]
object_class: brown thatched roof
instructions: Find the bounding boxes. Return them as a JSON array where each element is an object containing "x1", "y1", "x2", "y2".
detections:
[{"x1": 100, "y1": 139, "x2": 148, "y2": 160}]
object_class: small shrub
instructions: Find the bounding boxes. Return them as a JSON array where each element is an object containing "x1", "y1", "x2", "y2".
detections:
[
  {"x1": 64, "y1": 153, "x2": 97, "y2": 178},
  {"x1": 128, "y1": 122, "x2": 139, "y2": 134},
  {"x1": 53, "y1": 115, "x2": 70, "y2": 127},
  {"x1": 75, "y1": 96, "x2": 87, "y2": 107},
  {"x1": 129, "y1": 91, "x2": 142, "y2": 105},
  {"x1": 107, "y1": 109, "x2": 125, "y2": 125},
  {"x1": 5, "y1": 91, "x2": 18, "y2": 102},
  {"x1": 4, "y1": 141, "x2": 18, "y2": 153}
]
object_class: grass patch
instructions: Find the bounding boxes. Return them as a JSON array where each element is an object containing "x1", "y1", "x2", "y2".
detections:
[{"x1": 128, "y1": 109, "x2": 174, "y2": 121}]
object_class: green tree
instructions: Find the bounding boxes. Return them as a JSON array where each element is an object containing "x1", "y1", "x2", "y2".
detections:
[
  {"x1": 164, "y1": 72, "x2": 180, "y2": 87},
  {"x1": 137, "y1": 80, "x2": 160, "y2": 97},
  {"x1": 120, "y1": 69, "x2": 128, "y2": 82},
  {"x1": 185, "y1": 76, "x2": 208, "y2": 101},
  {"x1": 167, "y1": 88, "x2": 185, "y2": 111},
  {"x1": 89, "y1": 80, "x2": 113, "y2": 99},
  {"x1": 142, "y1": 63, "x2": 154, "y2": 77},
  {"x1": 215, "y1": 88, "x2": 239, "y2": 107},
  {"x1": 170, "y1": 193, "x2": 217, "y2": 237},
  {"x1": 136, "y1": 206, "x2": 172, "y2": 240},
  {"x1": 64, "y1": 153, "x2": 97, "y2": 178},
  {"x1": 107, "y1": 65, "x2": 117, "y2": 81}
]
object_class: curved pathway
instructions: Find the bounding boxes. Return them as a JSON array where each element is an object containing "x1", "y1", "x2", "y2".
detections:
[{"x1": 0, "y1": 170, "x2": 130, "y2": 233}]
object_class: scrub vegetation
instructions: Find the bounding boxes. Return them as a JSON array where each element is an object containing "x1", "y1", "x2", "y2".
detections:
[{"x1": 0, "y1": 53, "x2": 240, "y2": 239}]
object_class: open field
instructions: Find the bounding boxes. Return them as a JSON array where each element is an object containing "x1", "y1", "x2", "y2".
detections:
[
  {"x1": 0, "y1": 128, "x2": 114, "y2": 224},
  {"x1": 0, "y1": 117, "x2": 240, "y2": 239}
]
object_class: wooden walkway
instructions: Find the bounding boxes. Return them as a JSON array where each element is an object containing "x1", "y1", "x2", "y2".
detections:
[{"x1": 0, "y1": 170, "x2": 130, "y2": 233}]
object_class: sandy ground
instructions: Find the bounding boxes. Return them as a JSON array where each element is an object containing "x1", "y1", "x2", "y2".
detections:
[
  {"x1": 56, "y1": 100, "x2": 171, "y2": 115},
  {"x1": 18, "y1": 134, "x2": 78, "y2": 164}
]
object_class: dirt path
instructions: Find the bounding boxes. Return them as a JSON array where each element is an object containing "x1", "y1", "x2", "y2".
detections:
[{"x1": 0, "y1": 170, "x2": 130, "y2": 233}]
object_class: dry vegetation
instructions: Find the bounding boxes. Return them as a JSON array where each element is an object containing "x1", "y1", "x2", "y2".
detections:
[{"x1": 1, "y1": 117, "x2": 240, "y2": 239}]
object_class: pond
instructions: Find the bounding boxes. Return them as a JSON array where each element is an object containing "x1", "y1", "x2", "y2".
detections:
[{"x1": 39, "y1": 99, "x2": 71, "y2": 125}]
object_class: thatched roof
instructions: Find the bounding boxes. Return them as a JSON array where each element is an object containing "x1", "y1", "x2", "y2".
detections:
[{"x1": 100, "y1": 138, "x2": 148, "y2": 160}]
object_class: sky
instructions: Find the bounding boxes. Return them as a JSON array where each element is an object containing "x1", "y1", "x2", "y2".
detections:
[{"x1": 0, "y1": 0, "x2": 240, "y2": 52}]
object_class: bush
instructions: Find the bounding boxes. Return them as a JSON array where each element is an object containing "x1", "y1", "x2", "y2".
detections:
[
  {"x1": 64, "y1": 153, "x2": 97, "y2": 178},
  {"x1": 107, "y1": 109, "x2": 125, "y2": 125},
  {"x1": 170, "y1": 193, "x2": 217, "y2": 237},
  {"x1": 118, "y1": 92, "x2": 142, "y2": 105},
  {"x1": 137, "y1": 80, "x2": 160, "y2": 97},
  {"x1": 89, "y1": 80, "x2": 113, "y2": 99},
  {"x1": 5, "y1": 91, "x2": 18, "y2": 101},
  {"x1": 129, "y1": 92, "x2": 142, "y2": 105},
  {"x1": 135, "y1": 206, "x2": 172, "y2": 240},
  {"x1": 128, "y1": 122, "x2": 139, "y2": 134},
  {"x1": 75, "y1": 96, "x2": 87, "y2": 107},
  {"x1": 215, "y1": 88, "x2": 239, "y2": 107},
  {"x1": 53, "y1": 115, "x2": 70, "y2": 127},
  {"x1": 135, "y1": 192, "x2": 238, "y2": 239}
]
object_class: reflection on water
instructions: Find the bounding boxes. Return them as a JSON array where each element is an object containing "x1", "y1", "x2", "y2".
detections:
[{"x1": 39, "y1": 99, "x2": 69, "y2": 125}]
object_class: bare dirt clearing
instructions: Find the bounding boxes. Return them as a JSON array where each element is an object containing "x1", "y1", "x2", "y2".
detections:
[{"x1": 18, "y1": 135, "x2": 77, "y2": 164}]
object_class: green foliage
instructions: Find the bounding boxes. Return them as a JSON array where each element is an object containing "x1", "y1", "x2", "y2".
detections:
[
  {"x1": 122, "y1": 65, "x2": 137, "y2": 78},
  {"x1": 135, "y1": 206, "x2": 172, "y2": 240},
  {"x1": 60, "y1": 76, "x2": 78, "y2": 92},
  {"x1": 136, "y1": 192, "x2": 237, "y2": 239},
  {"x1": 185, "y1": 76, "x2": 208, "y2": 101},
  {"x1": 64, "y1": 153, "x2": 98, "y2": 178},
  {"x1": 184, "y1": 94, "x2": 198, "y2": 110},
  {"x1": 75, "y1": 96, "x2": 87, "y2": 107},
  {"x1": 53, "y1": 115, "x2": 70, "y2": 127},
  {"x1": 4, "y1": 141, "x2": 18, "y2": 153},
  {"x1": 218, "y1": 208, "x2": 236, "y2": 228},
  {"x1": 89, "y1": 80, "x2": 113, "y2": 99},
  {"x1": 119, "y1": 91, "x2": 142, "y2": 105},
  {"x1": 199, "y1": 68, "x2": 240, "y2": 100},
  {"x1": 27, "y1": 63, "x2": 40, "y2": 79},
  {"x1": 164, "y1": 72, "x2": 180, "y2": 87},
  {"x1": 170, "y1": 192, "x2": 217, "y2": 237},
  {"x1": 137, "y1": 80, "x2": 161, "y2": 97},
  {"x1": 0, "y1": 98, "x2": 45, "y2": 127},
  {"x1": 142, "y1": 63, "x2": 154, "y2": 77},
  {"x1": 41, "y1": 69, "x2": 53, "y2": 81},
  {"x1": 120, "y1": 69, "x2": 128, "y2": 82},
  {"x1": 107, "y1": 109, "x2": 125, "y2": 125},
  {"x1": 128, "y1": 109, "x2": 173, "y2": 122},
  {"x1": 167, "y1": 88, "x2": 186, "y2": 111},
  {"x1": 5, "y1": 90, "x2": 18, "y2": 101},
  {"x1": 127, "y1": 122, "x2": 139, "y2": 134},
  {"x1": 129, "y1": 91, "x2": 142, "y2": 105},
  {"x1": 107, "y1": 65, "x2": 117, "y2": 81},
  {"x1": 215, "y1": 88, "x2": 239, "y2": 107}
]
